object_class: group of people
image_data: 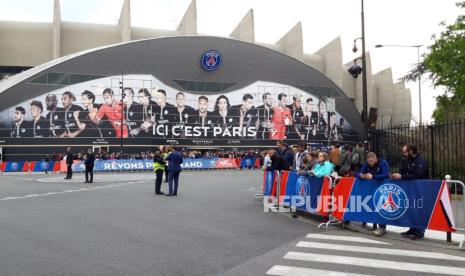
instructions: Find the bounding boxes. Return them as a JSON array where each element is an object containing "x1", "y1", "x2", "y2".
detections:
[
  {"x1": 64, "y1": 147, "x2": 95, "y2": 183},
  {"x1": 152, "y1": 146, "x2": 184, "y2": 196},
  {"x1": 263, "y1": 141, "x2": 429, "y2": 240},
  {"x1": 9, "y1": 88, "x2": 346, "y2": 141}
]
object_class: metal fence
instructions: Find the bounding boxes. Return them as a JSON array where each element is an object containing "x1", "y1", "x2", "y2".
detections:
[{"x1": 370, "y1": 120, "x2": 465, "y2": 185}]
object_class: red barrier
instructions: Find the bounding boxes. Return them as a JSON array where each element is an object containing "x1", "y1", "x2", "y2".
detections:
[
  {"x1": 0, "y1": 162, "x2": 5, "y2": 172},
  {"x1": 216, "y1": 158, "x2": 239, "y2": 169},
  {"x1": 23, "y1": 162, "x2": 30, "y2": 172},
  {"x1": 60, "y1": 160, "x2": 82, "y2": 173},
  {"x1": 28, "y1": 161, "x2": 36, "y2": 172},
  {"x1": 254, "y1": 159, "x2": 261, "y2": 168},
  {"x1": 332, "y1": 177, "x2": 356, "y2": 220},
  {"x1": 52, "y1": 161, "x2": 61, "y2": 172}
]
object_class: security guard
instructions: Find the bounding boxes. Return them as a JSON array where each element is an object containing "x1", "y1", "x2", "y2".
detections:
[{"x1": 153, "y1": 150, "x2": 165, "y2": 195}]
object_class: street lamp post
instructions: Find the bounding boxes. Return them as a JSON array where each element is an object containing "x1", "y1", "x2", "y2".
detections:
[
  {"x1": 348, "y1": 0, "x2": 369, "y2": 141},
  {"x1": 375, "y1": 44, "x2": 423, "y2": 124}
]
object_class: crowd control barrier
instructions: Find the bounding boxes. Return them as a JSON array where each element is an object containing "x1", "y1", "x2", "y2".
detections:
[
  {"x1": 445, "y1": 176, "x2": 465, "y2": 249},
  {"x1": 261, "y1": 173, "x2": 464, "y2": 248},
  {"x1": 0, "y1": 158, "x2": 257, "y2": 173},
  {"x1": 261, "y1": 170, "x2": 332, "y2": 216}
]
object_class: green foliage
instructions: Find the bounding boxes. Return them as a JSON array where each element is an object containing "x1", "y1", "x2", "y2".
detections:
[{"x1": 402, "y1": 2, "x2": 465, "y2": 122}]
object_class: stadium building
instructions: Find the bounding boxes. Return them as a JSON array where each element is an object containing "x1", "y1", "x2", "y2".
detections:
[{"x1": 0, "y1": 0, "x2": 411, "y2": 161}]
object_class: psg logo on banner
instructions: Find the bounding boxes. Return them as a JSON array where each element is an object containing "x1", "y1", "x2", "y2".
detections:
[
  {"x1": 373, "y1": 183, "x2": 408, "y2": 220},
  {"x1": 296, "y1": 176, "x2": 310, "y2": 197},
  {"x1": 201, "y1": 50, "x2": 222, "y2": 71}
]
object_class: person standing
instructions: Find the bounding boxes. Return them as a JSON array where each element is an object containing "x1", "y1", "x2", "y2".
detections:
[
  {"x1": 293, "y1": 142, "x2": 307, "y2": 171},
  {"x1": 65, "y1": 147, "x2": 73, "y2": 180},
  {"x1": 390, "y1": 144, "x2": 429, "y2": 240},
  {"x1": 153, "y1": 150, "x2": 166, "y2": 195},
  {"x1": 84, "y1": 149, "x2": 95, "y2": 183},
  {"x1": 356, "y1": 152, "x2": 390, "y2": 236},
  {"x1": 165, "y1": 147, "x2": 183, "y2": 196}
]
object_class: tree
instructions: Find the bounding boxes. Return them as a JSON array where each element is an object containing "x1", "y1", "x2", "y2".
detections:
[{"x1": 402, "y1": 1, "x2": 465, "y2": 122}]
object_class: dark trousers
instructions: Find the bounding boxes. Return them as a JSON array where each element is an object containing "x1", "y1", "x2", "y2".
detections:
[
  {"x1": 155, "y1": 169, "x2": 163, "y2": 193},
  {"x1": 66, "y1": 164, "x2": 73, "y2": 179},
  {"x1": 168, "y1": 171, "x2": 181, "y2": 195},
  {"x1": 85, "y1": 166, "x2": 94, "y2": 183},
  {"x1": 164, "y1": 165, "x2": 169, "y2": 182}
]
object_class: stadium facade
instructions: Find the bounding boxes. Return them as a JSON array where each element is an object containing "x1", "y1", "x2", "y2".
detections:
[{"x1": 0, "y1": 0, "x2": 412, "y2": 161}]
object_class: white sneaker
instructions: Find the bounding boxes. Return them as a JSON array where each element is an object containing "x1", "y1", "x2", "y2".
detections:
[{"x1": 373, "y1": 228, "x2": 386, "y2": 236}]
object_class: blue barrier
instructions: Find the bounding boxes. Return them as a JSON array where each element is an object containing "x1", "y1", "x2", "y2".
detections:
[
  {"x1": 240, "y1": 158, "x2": 256, "y2": 168},
  {"x1": 4, "y1": 161, "x2": 26, "y2": 172},
  {"x1": 33, "y1": 161, "x2": 55, "y2": 172},
  {"x1": 180, "y1": 158, "x2": 218, "y2": 170}
]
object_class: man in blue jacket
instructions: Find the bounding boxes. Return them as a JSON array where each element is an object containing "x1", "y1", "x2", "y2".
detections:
[
  {"x1": 165, "y1": 147, "x2": 183, "y2": 196},
  {"x1": 356, "y1": 152, "x2": 390, "y2": 236}
]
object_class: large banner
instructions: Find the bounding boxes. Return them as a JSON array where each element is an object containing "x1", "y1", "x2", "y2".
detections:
[
  {"x1": 0, "y1": 75, "x2": 356, "y2": 146},
  {"x1": 333, "y1": 178, "x2": 456, "y2": 232},
  {"x1": 57, "y1": 158, "x2": 238, "y2": 172}
]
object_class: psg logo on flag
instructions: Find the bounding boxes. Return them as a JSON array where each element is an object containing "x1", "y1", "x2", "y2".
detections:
[
  {"x1": 296, "y1": 176, "x2": 310, "y2": 197},
  {"x1": 373, "y1": 183, "x2": 408, "y2": 220},
  {"x1": 201, "y1": 50, "x2": 222, "y2": 71}
]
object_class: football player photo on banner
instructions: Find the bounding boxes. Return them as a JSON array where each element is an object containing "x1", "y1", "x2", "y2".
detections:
[{"x1": 0, "y1": 74, "x2": 356, "y2": 146}]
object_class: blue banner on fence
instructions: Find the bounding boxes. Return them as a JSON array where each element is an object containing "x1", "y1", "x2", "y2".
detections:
[
  {"x1": 283, "y1": 172, "x2": 327, "y2": 213},
  {"x1": 71, "y1": 159, "x2": 154, "y2": 172},
  {"x1": 263, "y1": 171, "x2": 275, "y2": 196},
  {"x1": 4, "y1": 161, "x2": 25, "y2": 172},
  {"x1": 33, "y1": 161, "x2": 55, "y2": 172},
  {"x1": 69, "y1": 158, "x2": 220, "y2": 172},
  {"x1": 240, "y1": 158, "x2": 256, "y2": 168},
  {"x1": 180, "y1": 158, "x2": 218, "y2": 169},
  {"x1": 341, "y1": 179, "x2": 445, "y2": 230}
]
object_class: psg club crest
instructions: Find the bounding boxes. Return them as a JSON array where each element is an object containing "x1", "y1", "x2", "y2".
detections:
[
  {"x1": 373, "y1": 183, "x2": 408, "y2": 220},
  {"x1": 201, "y1": 50, "x2": 222, "y2": 71},
  {"x1": 296, "y1": 176, "x2": 310, "y2": 197}
]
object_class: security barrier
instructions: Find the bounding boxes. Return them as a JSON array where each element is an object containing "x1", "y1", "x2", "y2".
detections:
[
  {"x1": 445, "y1": 177, "x2": 465, "y2": 249},
  {"x1": 261, "y1": 172, "x2": 464, "y2": 248},
  {"x1": 0, "y1": 157, "x2": 263, "y2": 173}
]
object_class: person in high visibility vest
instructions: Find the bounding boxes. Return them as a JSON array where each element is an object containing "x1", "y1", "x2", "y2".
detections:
[
  {"x1": 161, "y1": 146, "x2": 171, "y2": 182},
  {"x1": 153, "y1": 150, "x2": 166, "y2": 195}
]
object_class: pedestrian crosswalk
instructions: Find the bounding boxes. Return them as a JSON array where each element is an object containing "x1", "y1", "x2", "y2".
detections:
[{"x1": 266, "y1": 233, "x2": 465, "y2": 276}]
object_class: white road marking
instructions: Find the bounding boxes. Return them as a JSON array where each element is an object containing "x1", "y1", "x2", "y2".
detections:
[
  {"x1": 296, "y1": 241, "x2": 465, "y2": 261},
  {"x1": 305, "y1": 234, "x2": 390, "y2": 245},
  {"x1": 266, "y1": 265, "x2": 373, "y2": 276},
  {"x1": 284, "y1": 251, "x2": 465, "y2": 276},
  {"x1": 0, "y1": 181, "x2": 146, "y2": 201}
]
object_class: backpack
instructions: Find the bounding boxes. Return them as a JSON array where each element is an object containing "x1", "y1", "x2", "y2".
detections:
[{"x1": 351, "y1": 152, "x2": 360, "y2": 165}]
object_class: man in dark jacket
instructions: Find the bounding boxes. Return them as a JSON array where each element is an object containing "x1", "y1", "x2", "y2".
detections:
[
  {"x1": 276, "y1": 141, "x2": 293, "y2": 171},
  {"x1": 266, "y1": 150, "x2": 289, "y2": 172},
  {"x1": 65, "y1": 147, "x2": 74, "y2": 180},
  {"x1": 391, "y1": 144, "x2": 429, "y2": 240},
  {"x1": 165, "y1": 147, "x2": 183, "y2": 196},
  {"x1": 84, "y1": 149, "x2": 95, "y2": 183}
]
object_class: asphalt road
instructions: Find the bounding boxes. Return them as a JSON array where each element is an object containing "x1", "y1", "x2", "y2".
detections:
[{"x1": 1, "y1": 171, "x2": 465, "y2": 276}]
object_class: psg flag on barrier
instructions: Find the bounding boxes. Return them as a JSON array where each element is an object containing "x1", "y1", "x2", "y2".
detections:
[
  {"x1": 333, "y1": 178, "x2": 456, "y2": 232},
  {"x1": 283, "y1": 172, "x2": 331, "y2": 216}
]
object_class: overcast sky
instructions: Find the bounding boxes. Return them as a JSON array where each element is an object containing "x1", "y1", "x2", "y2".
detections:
[{"x1": 0, "y1": 0, "x2": 461, "y2": 123}]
